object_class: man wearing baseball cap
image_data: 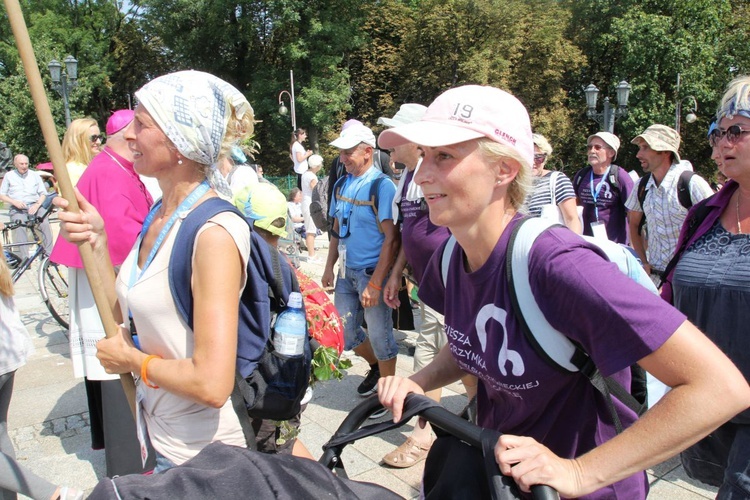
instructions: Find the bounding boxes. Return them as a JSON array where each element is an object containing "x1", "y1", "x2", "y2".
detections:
[
  {"x1": 322, "y1": 123, "x2": 399, "y2": 404},
  {"x1": 625, "y1": 124, "x2": 714, "y2": 284},
  {"x1": 572, "y1": 132, "x2": 634, "y2": 243},
  {"x1": 49, "y1": 109, "x2": 155, "y2": 477}
]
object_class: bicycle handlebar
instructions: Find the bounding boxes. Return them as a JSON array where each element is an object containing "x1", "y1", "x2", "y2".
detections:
[{"x1": 2, "y1": 193, "x2": 58, "y2": 231}]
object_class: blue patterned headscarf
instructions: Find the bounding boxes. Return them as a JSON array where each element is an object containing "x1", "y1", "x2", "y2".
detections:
[{"x1": 135, "y1": 70, "x2": 253, "y2": 166}]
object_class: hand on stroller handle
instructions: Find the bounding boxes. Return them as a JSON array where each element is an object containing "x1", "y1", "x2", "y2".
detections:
[{"x1": 320, "y1": 393, "x2": 558, "y2": 500}]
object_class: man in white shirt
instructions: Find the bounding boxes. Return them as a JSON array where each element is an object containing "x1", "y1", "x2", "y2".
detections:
[
  {"x1": 0, "y1": 154, "x2": 53, "y2": 254},
  {"x1": 625, "y1": 124, "x2": 714, "y2": 284}
]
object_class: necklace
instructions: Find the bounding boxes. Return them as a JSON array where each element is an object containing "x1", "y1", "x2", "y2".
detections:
[{"x1": 738, "y1": 192, "x2": 744, "y2": 235}]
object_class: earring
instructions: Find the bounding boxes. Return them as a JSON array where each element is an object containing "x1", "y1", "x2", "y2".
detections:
[{"x1": 177, "y1": 157, "x2": 183, "y2": 165}]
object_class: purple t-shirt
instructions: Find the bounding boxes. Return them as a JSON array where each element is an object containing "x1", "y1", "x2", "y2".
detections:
[
  {"x1": 575, "y1": 165, "x2": 634, "y2": 244},
  {"x1": 400, "y1": 170, "x2": 450, "y2": 283},
  {"x1": 419, "y1": 215, "x2": 685, "y2": 499}
]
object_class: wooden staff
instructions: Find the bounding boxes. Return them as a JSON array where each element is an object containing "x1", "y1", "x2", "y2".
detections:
[{"x1": 4, "y1": 0, "x2": 137, "y2": 416}]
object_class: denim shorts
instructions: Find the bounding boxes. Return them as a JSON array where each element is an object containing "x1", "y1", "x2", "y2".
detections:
[{"x1": 334, "y1": 266, "x2": 398, "y2": 361}]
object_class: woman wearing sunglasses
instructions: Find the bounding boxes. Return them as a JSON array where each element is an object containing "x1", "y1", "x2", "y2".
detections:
[
  {"x1": 377, "y1": 84, "x2": 750, "y2": 499},
  {"x1": 525, "y1": 133, "x2": 581, "y2": 233},
  {"x1": 661, "y1": 75, "x2": 750, "y2": 498},
  {"x1": 61, "y1": 117, "x2": 103, "y2": 186}
]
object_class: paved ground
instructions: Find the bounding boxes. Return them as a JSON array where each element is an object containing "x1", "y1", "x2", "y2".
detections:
[{"x1": 3, "y1": 212, "x2": 719, "y2": 499}]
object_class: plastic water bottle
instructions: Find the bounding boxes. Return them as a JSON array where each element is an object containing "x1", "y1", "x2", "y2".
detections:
[{"x1": 273, "y1": 292, "x2": 307, "y2": 356}]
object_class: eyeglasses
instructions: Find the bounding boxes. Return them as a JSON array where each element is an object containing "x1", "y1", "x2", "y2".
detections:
[
  {"x1": 90, "y1": 134, "x2": 105, "y2": 143},
  {"x1": 586, "y1": 144, "x2": 604, "y2": 151},
  {"x1": 709, "y1": 125, "x2": 750, "y2": 148},
  {"x1": 533, "y1": 154, "x2": 547, "y2": 163}
]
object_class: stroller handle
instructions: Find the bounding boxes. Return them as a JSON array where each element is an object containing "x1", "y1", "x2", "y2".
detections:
[
  {"x1": 404, "y1": 394, "x2": 558, "y2": 500},
  {"x1": 322, "y1": 393, "x2": 558, "y2": 500}
]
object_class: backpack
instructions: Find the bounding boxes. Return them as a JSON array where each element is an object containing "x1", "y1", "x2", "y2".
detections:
[
  {"x1": 168, "y1": 197, "x2": 312, "y2": 435},
  {"x1": 573, "y1": 164, "x2": 622, "y2": 195},
  {"x1": 636, "y1": 170, "x2": 698, "y2": 235},
  {"x1": 309, "y1": 175, "x2": 332, "y2": 233},
  {"x1": 331, "y1": 174, "x2": 389, "y2": 236},
  {"x1": 440, "y1": 217, "x2": 654, "y2": 432}
]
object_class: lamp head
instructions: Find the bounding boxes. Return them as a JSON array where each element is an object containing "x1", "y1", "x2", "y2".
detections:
[
  {"x1": 279, "y1": 104, "x2": 288, "y2": 116},
  {"x1": 48, "y1": 59, "x2": 62, "y2": 84},
  {"x1": 63, "y1": 55, "x2": 78, "y2": 81},
  {"x1": 616, "y1": 80, "x2": 631, "y2": 107},
  {"x1": 584, "y1": 84, "x2": 599, "y2": 110}
]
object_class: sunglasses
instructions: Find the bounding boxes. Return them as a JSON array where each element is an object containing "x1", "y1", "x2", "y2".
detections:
[
  {"x1": 533, "y1": 154, "x2": 547, "y2": 163},
  {"x1": 709, "y1": 125, "x2": 750, "y2": 148},
  {"x1": 90, "y1": 134, "x2": 105, "y2": 143},
  {"x1": 586, "y1": 144, "x2": 604, "y2": 151}
]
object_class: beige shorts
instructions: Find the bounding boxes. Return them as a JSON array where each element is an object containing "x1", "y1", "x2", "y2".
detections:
[{"x1": 413, "y1": 302, "x2": 448, "y2": 371}]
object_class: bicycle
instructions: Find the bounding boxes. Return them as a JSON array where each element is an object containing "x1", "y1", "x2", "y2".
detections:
[{"x1": 2, "y1": 193, "x2": 69, "y2": 329}]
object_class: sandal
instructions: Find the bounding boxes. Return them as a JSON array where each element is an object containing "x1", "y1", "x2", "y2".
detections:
[{"x1": 382, "y1": 437, "x2": 432, "y2": 468}]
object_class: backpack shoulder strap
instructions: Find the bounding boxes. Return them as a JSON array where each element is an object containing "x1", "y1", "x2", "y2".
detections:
[
  {"x1": 637, "y1": 173, "x2": 651, "y2": 208},
  {"x1": 506, "y1": 218, "x2": 645, "y2": 426},
  {"x1": 506, "y1": 217, "x2": 582, "y2": 373},
  {"x1": 548, "y1": 171, "x2": 560, "y2": 203},
  {"x1": 440, "y1": 235, "x2": 458, "y2": 288},
  {"x1": 636, "y1": 173, "x2": 651, "y2": 236},
  {"x1": 608, "y1": 165, "x2": 620, "y2": 190},
  {"x1": 677, "y1": 170, "x2": 697, "y2": 209},
  {"x1": 572, "y1": 166, "x2": 590, "y2": 194},
  {"x1": 169, "y1": 197, "x2": 246, "y2": 328},
  {"x1": 368, "y1": 175, "x2": 387, "y2": 233}
]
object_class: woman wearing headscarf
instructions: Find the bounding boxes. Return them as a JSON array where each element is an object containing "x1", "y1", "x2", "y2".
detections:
[
  {"x1": 55, "y1": 71, "x2": 255, "y2": 471},
  {"x1": 376, "y1": 85, "x2": 750, "y2": 498},
  {"x1": 51, "y1": 110, "x2": 154, "y2": 475},
  {"x1": 661, "y1": 75, "x2": 750, "y2": 498},
  {"x1": 62, "y1": 117, "x2": 102, "y2": 186}
]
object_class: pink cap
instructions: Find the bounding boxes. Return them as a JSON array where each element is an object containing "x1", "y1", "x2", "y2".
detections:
[
  {"x1": 378, "y1": 85, "x2": 533, "y2": 167},
  {"x1": 106, "y1": 109, "x2": 135, "y2": 136}
]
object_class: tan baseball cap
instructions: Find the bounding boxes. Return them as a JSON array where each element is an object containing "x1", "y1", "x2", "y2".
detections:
[{"x1": 631, "y1": 124, "x2": 681, "y2": 162}]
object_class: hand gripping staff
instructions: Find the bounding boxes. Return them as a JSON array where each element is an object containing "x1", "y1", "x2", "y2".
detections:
[{"x1": 4, "y1": 0, "x2": 137, "y2": 417}]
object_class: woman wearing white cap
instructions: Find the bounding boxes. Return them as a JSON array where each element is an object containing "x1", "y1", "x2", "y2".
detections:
[
  {"x1": 55, "y1": 70, "x2": 255, "y2": 471},
  {"x1": 377, "y1": 85, "x2": 750, "y2": 498}
]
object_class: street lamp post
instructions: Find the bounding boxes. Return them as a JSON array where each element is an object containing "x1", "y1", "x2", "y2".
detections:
[
  {"x1": 674, "y1": 74, "x2": 698, "y2": 135},
  {"x1": 48, "y1": 56, "x2": 78, "y2": 127},
  {"x1": 584, "y1": 80, "x2": 631, "y2": 133},
  {"x1": 277, "y1": 70, "x2": 296, "y2": 131}
]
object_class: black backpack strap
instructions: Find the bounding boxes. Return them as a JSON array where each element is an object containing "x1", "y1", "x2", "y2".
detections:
[
  {"x1": 636, "y1": 173, "x2": 651, "y2": 236},
  {"x1": 572, "y1": 166, "x2": 590, "y2": 195},
  {"x1": 677, "y1": 170, "x2": 697, "y2": 209}
]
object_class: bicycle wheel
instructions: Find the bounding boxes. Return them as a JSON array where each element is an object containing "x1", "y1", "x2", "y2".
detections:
[{"x1": 39, "y1": 256, "x2": 69, "y2": 329}]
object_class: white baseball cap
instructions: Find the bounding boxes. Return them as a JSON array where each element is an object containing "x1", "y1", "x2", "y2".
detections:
[{"x1": 330, "y1": 123, "x2": 377, "y2": 149}]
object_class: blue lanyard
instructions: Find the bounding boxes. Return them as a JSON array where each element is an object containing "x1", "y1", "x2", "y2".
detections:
[
  {"x1": 589, "y1": 167, "x2": 610, "y2": 221},
  {"x1": 129, "y1": 180, "x2": 210, "y2": 287}
]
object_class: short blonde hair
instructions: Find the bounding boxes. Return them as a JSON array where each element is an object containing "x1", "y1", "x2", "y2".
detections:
[
  {"x1": 476, "y1": 139, "x2": 532, "y2": 210},
  {"x1": 207, "y1": 107, "x2": 257, "y2": 179},
  {"x1": 532, "y1": 133, "x2": 553, "y2": 156},
  {"x1": 62, "y1": 117, "x2": 98, "y2": 166},
  {"x1": 717, "y1": 75, "x2": 750, "y2": 120}
]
